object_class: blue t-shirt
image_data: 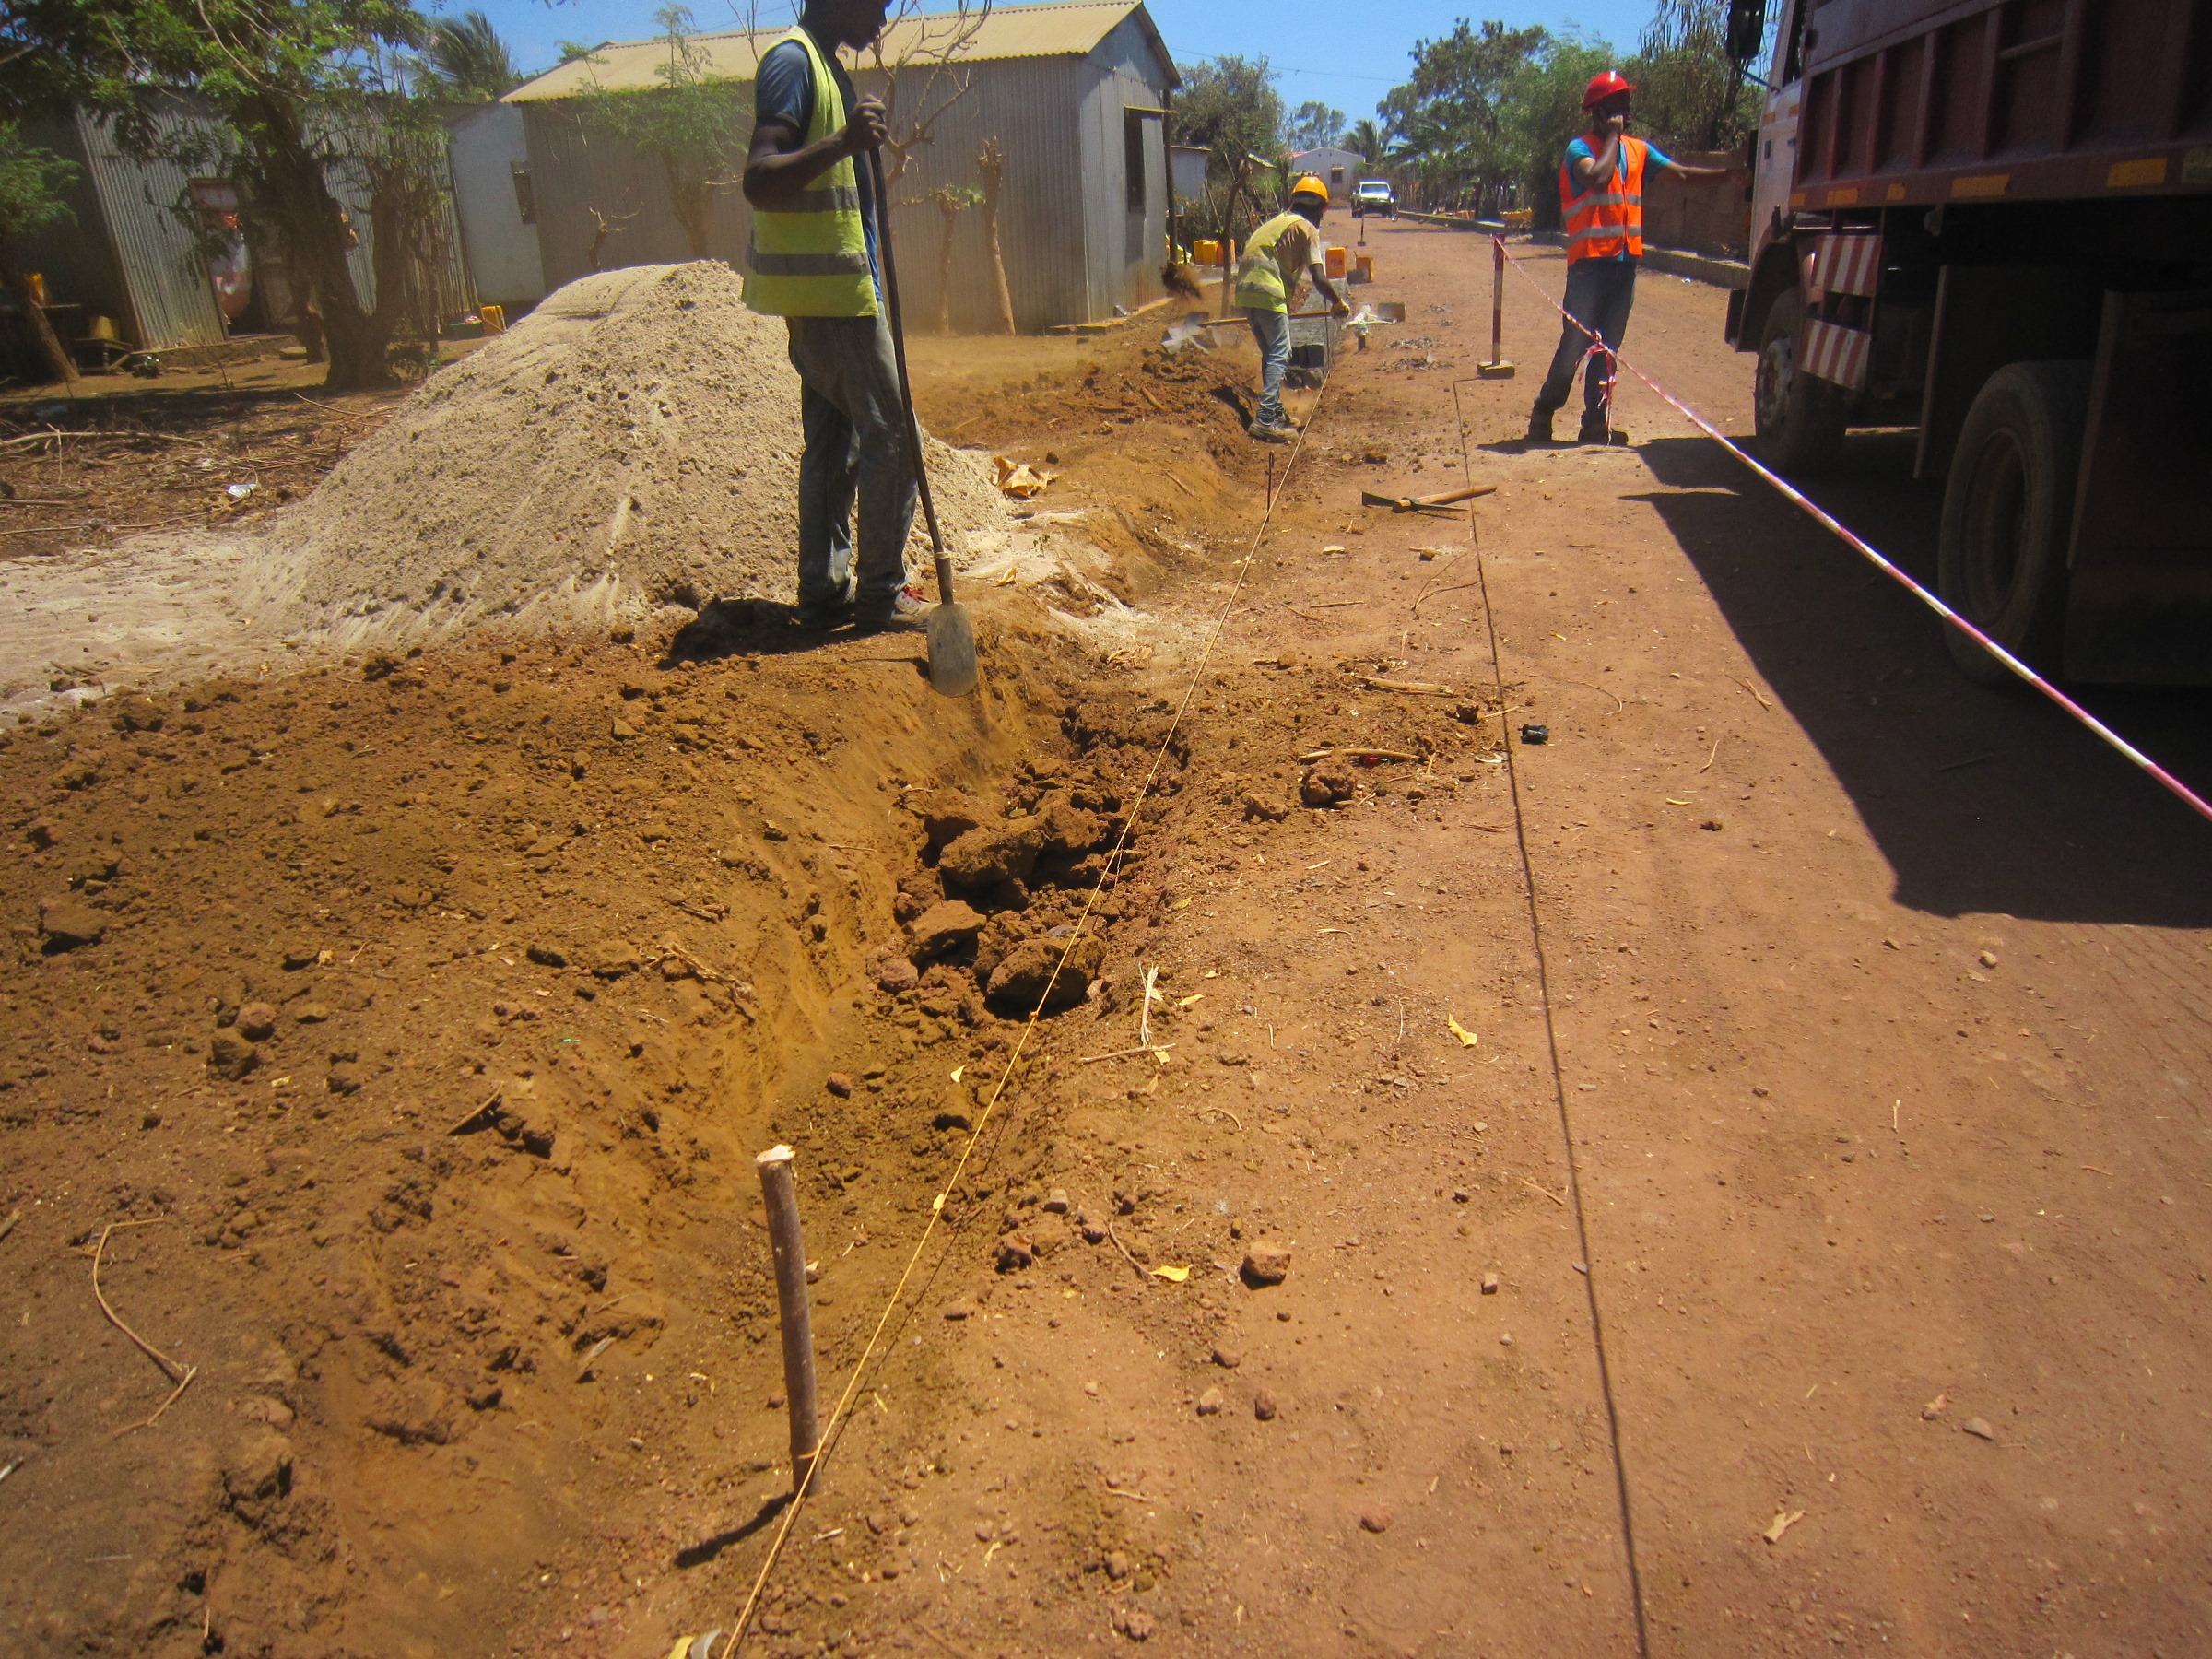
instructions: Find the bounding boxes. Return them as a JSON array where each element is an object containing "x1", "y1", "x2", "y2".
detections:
[
  {"x1": 754, "y1": 31, "x2": 879, "y2": 289},
  {"x1": 1563, "y1": 136, "x2": 1676, "y2": 261}
]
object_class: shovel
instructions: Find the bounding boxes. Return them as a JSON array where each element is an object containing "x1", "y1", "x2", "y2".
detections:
[{"x1": 869, "y1": 147, "x2": 977, "y2": 698}]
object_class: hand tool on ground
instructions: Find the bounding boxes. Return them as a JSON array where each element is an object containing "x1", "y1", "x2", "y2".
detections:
[
  {"x1": 1359, "y1": 483, "x2": 1498, "y2": 514},
  {"x1": 869, "y1": 146, "x2": 977, "y2": 698}
]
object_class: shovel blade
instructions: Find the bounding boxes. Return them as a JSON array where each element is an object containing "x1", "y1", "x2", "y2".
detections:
[{"x1": 925, "y1": 601, "x2": 979, "y2": 698}]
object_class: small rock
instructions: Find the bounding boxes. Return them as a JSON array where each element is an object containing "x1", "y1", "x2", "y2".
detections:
[
  {"x1": 526, "y1": 944, "x2": 569, "y2": 969},
  {"x1": 1241, "y1": 1244, "x2": 1291, "y2": 1288},
  {"x1": 1104, "y1": 1549, "x2": 1131, "y2": 1581},
  {"x1": 825, "y1": 1072, "x2": 855, "y2": 1099},
  {"x1": 1480, "y1": 1271, "x2": 1500, "y2": 1295},
  {"x1": 281, "y1": 944, "x2": 320, "y2": 971},
  {"x1": 908, "y1": 788, "x2": 989, "y2": 849},
  {"x1": 25, "y1": 819, "x2": 56, "y2": 850},
  {"x1": 1499, "y1": 1332, "x2": 1514, "y2": 1347},
  {"x1": 1922, "y1": 1394, "x2": 1947, "y2": 1419},
  {"x1": 1195, "y1": 1387, "x2": 1225, "y2": 1417},
  {"x1": 1253, "y1": 1389, "x2": 1278, "y2": 1421},
  {"x1": 1358, "y1": 1503, "x2": 1393, "y2": 1534},
  {"x1": 586, "y1": 938, "x2": 641, "y2": 980},
  {"x1": 908, "y1": 900, "x2": 987, "y2": 957},
  {"x1": 1978, "y1": 950, "x2": 1998, "y2": 969},
  {"x1": 875, "y1": 954, "x2": 920, "y2": 994},
  {"x1": 235, "y1": 1002, "x2": 278, "y2": 1042},
  {"x1": 1081, "y1": 1221, "x2": 1109, "y2": 1245},
  {"x1": 1211, "y1": 1345, "x2": 1241, "y2": 1370},
  {"x1": 1241, "y1": 793, "x2": 1289, "y2": 824},
  {"x1": 207, "y1": 1030, "x2": 260, "y2": 1080},
  {"x1": 995, "y1": 1233, "x2": 1035, "y2": 1272},
  {"x1": 38, "y1": 897, "x2": 106, "y2": 953},
  {"x1": 1112, "y1": 1607, "x2": 1155, "y2": 1642},
  {"x1": 1042, "y1": 1188, "x2": 1070, "y2": 1214},
  {"x1": 223, "y1": 1430, "x2": 294, "y2": 1504},
  {"x1": 326, "y1": 1064, "x2": 363, "y2": 1096},
  {"x1": 1961, "y1": 1416, "x2": 1997, "y2": 1441},
  {"x1": 938, "y1": 822, "x2": 1045, "y2": 888},
  {"x1": 610, "y1": 717, "x2": 638, "y2": 740},
  {"x1": 942, "y1": 1302, "x2": 974, "y2": 1321},
  {"x1": 1700, "y1": 818, "x2": 1724, "y2": 832},
  {"x1": 1300, "y1": 768, "x2": 1353, "y2": 808},
  {"x1": 295, "y1": 1002, "x2": 332, "y2": 1024}
]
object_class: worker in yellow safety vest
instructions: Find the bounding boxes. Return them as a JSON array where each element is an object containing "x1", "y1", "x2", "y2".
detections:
[
  {"x1": 743, "y1": 0, "x2": 927, "y2": 632},
  {"x1": 1527, "y1": 71, "x2": 1729, "y2": 445},
  {"x1": 1234, "y1": 175, "x2": 1351, "y2": 443}
]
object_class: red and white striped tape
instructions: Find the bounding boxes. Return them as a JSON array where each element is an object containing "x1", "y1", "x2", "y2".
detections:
[{"x1": 1493, "y1": 237, "x2": 2212, "y2": 829}]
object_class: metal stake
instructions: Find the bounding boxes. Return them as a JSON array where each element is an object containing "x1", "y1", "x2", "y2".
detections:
[{"x1": 755, "y1": 1145, "x2": 819, "y2": 1493}]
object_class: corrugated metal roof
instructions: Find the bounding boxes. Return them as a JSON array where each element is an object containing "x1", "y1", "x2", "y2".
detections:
[{"x1": 505, "y1": 1, "x2": 1173, "y2": 102}]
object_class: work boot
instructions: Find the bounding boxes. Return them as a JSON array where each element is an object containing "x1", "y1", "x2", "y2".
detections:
[
  {"x1": 1247, "y1": 419, "x2": 1296, "y2": 444},
  {"x1": 1577, "y1": 412, "x2": 1622, "y2": 445},
  {"x1": 1524, "y1": 406, "x2": 1554, "y2": 444}
]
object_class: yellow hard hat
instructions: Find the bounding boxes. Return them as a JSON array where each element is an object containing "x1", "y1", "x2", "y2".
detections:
[{"x1": 1290, "y1": 174, "x2": 1330, "y2": 206}]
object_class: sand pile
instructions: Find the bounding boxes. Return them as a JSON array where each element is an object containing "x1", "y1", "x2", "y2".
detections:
[{"x1": 235, "y1": 260, "x2": 1006, "y2": 646}]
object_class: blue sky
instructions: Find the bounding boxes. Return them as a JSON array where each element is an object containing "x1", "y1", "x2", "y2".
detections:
[{"x1": 455, "y1": 0, "x2": 1661, "y2": 120}]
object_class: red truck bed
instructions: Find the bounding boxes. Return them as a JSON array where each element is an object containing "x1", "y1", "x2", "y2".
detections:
[{"x1": 1790, "y1": 0, "x2": 2212, "y2": 211}]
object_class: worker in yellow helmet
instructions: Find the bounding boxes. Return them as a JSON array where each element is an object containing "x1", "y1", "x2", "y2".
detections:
[{"x1": 1233, "y1": 174, "x2": 1350, "y2": 442}]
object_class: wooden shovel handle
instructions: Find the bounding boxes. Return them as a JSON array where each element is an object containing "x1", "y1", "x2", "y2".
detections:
[{"x1": 1417, "y1": 484, "x2": 1499, "y2": 507}]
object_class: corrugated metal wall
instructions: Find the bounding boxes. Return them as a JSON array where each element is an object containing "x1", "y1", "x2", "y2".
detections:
[
  {"x1": 1078, "y1": 14, "x2": 1171, "y2": 321},
  {"x1": 520, "y1": 35, "x2": 1172, "y2": 332},
  {"x1": 74, "y1": 103, "x2": 229, "y2": 352},
  {"x1": 6, "y1": 115, "x2": 129, "y2": 373}
]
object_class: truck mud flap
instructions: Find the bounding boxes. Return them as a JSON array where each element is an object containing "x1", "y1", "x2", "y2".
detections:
[{"x1": 2065, "y1": 289, "x2": 2212, "y2": 685}]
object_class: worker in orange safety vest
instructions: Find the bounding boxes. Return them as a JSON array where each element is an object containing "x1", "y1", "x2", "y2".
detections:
[{"x1": 1527, "y1": 71, "x2": 1729, "y2": 445}]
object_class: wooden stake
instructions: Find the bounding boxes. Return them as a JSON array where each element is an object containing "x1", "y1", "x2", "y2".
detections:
[{"x1": 755, "y1": 1146, "x2": 820, "y2": 1493}]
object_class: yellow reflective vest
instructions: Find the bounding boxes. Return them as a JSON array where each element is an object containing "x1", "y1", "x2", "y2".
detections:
[
  {"x1": 743, "y1": 29, "x2": 877, "y2": 318},
  {"x1": 1233, "y1": 212, "x2": 1313, "y2": 314}
]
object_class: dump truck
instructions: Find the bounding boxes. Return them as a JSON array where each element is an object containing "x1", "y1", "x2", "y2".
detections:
[{"x1": 1722, "y1": 0, "x2": 2212, "y2": 683}]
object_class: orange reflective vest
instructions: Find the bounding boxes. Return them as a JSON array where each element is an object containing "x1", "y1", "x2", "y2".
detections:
[{"x1": 1559, "y1": 135, "x2": 1648, "y2": 263}]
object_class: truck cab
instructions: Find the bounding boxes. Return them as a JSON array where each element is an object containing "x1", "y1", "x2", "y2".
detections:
[{"x1": 1722, "y1": 0, "x2": 2212, "y2": 685}]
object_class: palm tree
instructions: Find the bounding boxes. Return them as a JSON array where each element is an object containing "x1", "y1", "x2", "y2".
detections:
[
  {"x1": 426, "y1": 10, "x2": 520, "y2": 101},
  {"x1": 1344, "y1": 117, "x2": 1385, "y2": 164}
]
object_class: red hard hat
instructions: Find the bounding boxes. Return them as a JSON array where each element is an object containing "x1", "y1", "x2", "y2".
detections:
[{"x1": 1583, "y1": 70, "x2": 1634, "y2": 109}]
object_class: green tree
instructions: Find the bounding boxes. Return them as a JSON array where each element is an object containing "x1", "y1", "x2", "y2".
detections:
[
  {"x1": 1498, "y1": 32, "x2": 1618, "y2": 224},
  {"x1": 1629, "y1": 0, "x2": 1759, "y2": 151},
  {"x1": 425, "y1": 9, "x2": 519, "y2": 101},
  {"x1": 1285, "y1": 100, "x2": 1344, "y2": 153},
  {"x1": 571, "y1": 5, "x2": 747, "y2": 260},
  {"x1": 1379, "y1": 19, "x2": 1548, "y2": 206},
  {"x1": 9, "y1": 0, "x2": 447, "y2": 390},
  {"x1": 1170, "y1": 54, "x2": 1284, "y2": 239},
  {"x1": 0, "y1": 120, "x2": 79, "y2": 382},
  {"x1": 1343, "y1": 116, "x2": 1384, "y2": 164}
]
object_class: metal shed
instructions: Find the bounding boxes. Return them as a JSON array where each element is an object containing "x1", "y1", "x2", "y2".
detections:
[
  {"x1": 500, "y1": 0, "x2": 1180, "y2": 333},
  {"x1": 6, "y1": 95, "x2": 475, "y2": 380}
]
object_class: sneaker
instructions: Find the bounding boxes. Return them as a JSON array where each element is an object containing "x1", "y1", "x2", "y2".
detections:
[
  {"x1": 1247, "y1": 419, "x2": 1296, "y2": 444},
  {"x1": 853, "y1": 589, "x2": 931, "y2": 633},
  {"x1": 1525, "y1": 407, "x2": 1554, "y2": 443}
]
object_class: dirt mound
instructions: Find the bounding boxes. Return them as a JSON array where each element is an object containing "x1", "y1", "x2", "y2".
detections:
[{"x1": 235, "y1": 261, "x2": 1006, "y2": 647}]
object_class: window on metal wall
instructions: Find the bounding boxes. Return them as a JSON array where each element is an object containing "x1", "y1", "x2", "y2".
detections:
[
  {"x1": 1124, "y1": 110, "x2": 1147, "y2": 211},
  {"x1": 511, "y1": 163, "x2": 537, "y2": 226}
]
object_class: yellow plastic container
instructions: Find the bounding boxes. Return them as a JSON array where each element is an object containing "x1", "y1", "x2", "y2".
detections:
[
  {"x1": 1324, "y1": 245, "x2": 1348, "y2": 278},
  {"x1": 1193, "y1": 238, "x2": 1220, "y2": 265},
  {"x1": 1353, "y1": 253, "x2": 1374, "y2": 284},
  {"x1": 480, "y1": 303, "x2": 507, "y2": 335}
]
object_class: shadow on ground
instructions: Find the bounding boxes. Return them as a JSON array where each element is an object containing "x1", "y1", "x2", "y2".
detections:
[{"x1": 1631, "y1": 433, "x2": 2212, "y2": 926}]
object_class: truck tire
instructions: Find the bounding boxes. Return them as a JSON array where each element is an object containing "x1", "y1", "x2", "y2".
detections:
[
  {"x1": 1753, "y1": 290, "x2": 1846, "y2": 474},
  {"x1": 1936, "y1": 360, "x2": 2092, "y2": 685}
]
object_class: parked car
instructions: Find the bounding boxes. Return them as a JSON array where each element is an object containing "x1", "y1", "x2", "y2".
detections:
[{"x1": 1351, "y1": 179, "x2": 1395, "y2": 218}]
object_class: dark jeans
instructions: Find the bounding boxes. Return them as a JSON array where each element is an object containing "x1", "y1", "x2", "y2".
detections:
[
  {"x1": 1534, "y1": 257, "x2": 1638, "y2": 421},
  {"x1": 784, "y1": 312, "x2": 919, "y2": 616}
]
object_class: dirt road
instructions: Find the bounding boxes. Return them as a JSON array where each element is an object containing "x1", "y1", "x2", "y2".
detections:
[{"x1": 4, "y1": 214, "x2": 2209, "y2": 1659}]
